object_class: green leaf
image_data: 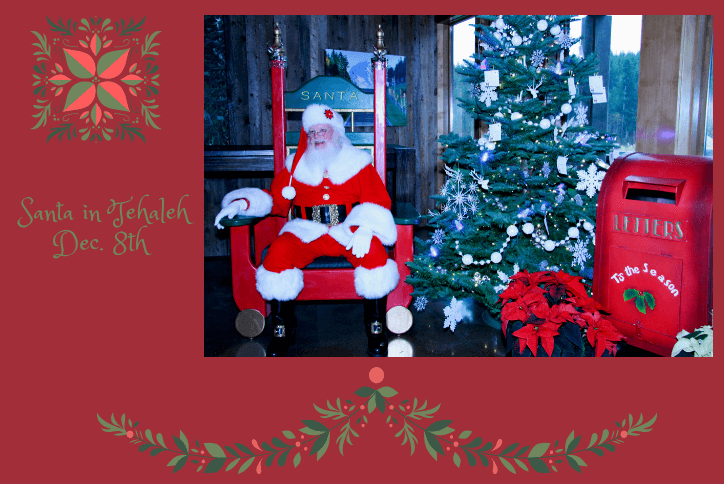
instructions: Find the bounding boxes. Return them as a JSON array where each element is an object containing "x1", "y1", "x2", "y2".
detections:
[
  {"x1": 589, "y1": 433, "x2": 598, "y2": 447},
  {"x1": 499, "y1": 457, "x2": 516, "y2": 474},
  {"x1": 566, "y1": 455, "x2": 582, "y2": 473},
  {"x1": 463, "y1": 437, "x2": 482, "y2": 449},
  {"x1": 601, "y1": 443, "x2": 615, "y2": 452},
  {"x1": 368, "y1": 392, "x2": 378, "y2": 413},
  {"x1": 423, "y1": 433, "x2": 438, "y2": 461},
  {"x1": 278, "y1": 448, "x2": 291, "y2": 466},
  {"x1": 500, "y1": 443, "x2": 519, "y2": 455},
  {"x1": 354, "y1": 386, "x2": 375, "y2": 398},
  {"x1": 265, "y1": 453, "x2": 275, "y2": 467},
  {"x1": 149, "y1": 448, "x2": 166, "y2": 457},
  {"x1": 139, "y1": 443, "x2": 154, "y2": 452},
  {"x1": 459, "y1": 430, "x2": 472, "y2": 439},
  {"x1": 309, "y1": 432, "x2": 329, "y2": 458},
  {"x1": 453, "y1": 452, "x2": 461, "y2": 468},
  {"x1": 426, "y1": 420, "x2": 454, "y2": 433},
  {"x1": 528, "y1": 443, "x2": 550, "y2": 458},
  {"x1": 173, "y1": 435, "x2": 188, "y2": 453},
  {"x1": 282, "y1": 430, "x2": 295, "y2": 439},
  {"x1": 272, "y1": 437, "x2": 291, "y2": 448},
  {"x1": 514, "y1": 445, "x2": 530, "y2": 457},
  {"x1": 377, "y1": 393, "x2": 385, "y2": 414},
  {"x1": 145, "y1": 429, "x2": 155, "y2": 444},
  {"x1": 224, "y1": 446, "x2": 239, "y2": 458},
  {"x1": 238, "y1": 457, "x2": 254, "y2": 474},
  {"x1": 171, "y1": 455, "x2": 187, "y2": 474},
  {"x1": 644, "y1": 292, "x2": 656, "y2": 310},
  {"x1": 623, "y1": 288, "x2": 638, "y2": 301},
  {"x1": 599, "y1": 429, "x2": 609, "y2": 444},
  {"x1": 378, "y1": 386, "x2": 398, "y2": 398},
  {"x1": 528, "y1": 457, "x2": 550, "y2": 473},
  {"x1": 426, "y1": 432, "x2": 445, "y2": 456},
  {"x1": 316, "y1": 434, "x2": 330, "y2": 461},
  {"x1": 589, "y1": 447, "x2": 605, "y2": 457},
  {"x1": 301, "y1": 420, "x2": 327, "y2": 433},
  {"x1": 225, "y1": 458, "x2": 240, "y2": 471},
  {"x1": 204, "y1": 458, "x2": 226, "y2": 473},
  {"x1": 514, "y1": 458, "x2": 528, "y2": 471},
  {"x1": 261, "y1": 442, "x2": 274, "y2": 452},
  {"x1": 167, "y1": 455, "x2": 184, "y2": 467},
  {"x1": 299, "y1": 426, "x2": 323, "y2": 436},
  {"x1": 293, "y1": 452, "x2": 301, "y2": 468},
  {"x1": 566, "y1": 435, "x2": 581, "y2": 453},
  {"x1": 640, "y1": 413, "x2": 657, "y2": 429},
  {"x1": 635, "y1": 296, "x2": 646, "y2": 314},
  {"x1": 204, "y1": 443, "x2": 226, "y2": 458},
  {"x1": 464, "y1": 449, "x2": 476, "y2": 467}
]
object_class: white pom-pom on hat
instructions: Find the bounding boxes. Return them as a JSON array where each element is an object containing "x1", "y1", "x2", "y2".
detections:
[{"x1": 282, "y1": 186, "x2": 296, "y2": 200}]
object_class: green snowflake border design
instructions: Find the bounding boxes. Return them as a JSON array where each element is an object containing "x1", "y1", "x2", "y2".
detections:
[
  {"x1": 31, "y1": 16, "x2": 161, "y2": 143},
  {"x1": 98, "y1": 384, "x2": 657, "y2": 475}
]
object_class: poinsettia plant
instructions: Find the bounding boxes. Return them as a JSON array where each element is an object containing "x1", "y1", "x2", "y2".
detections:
[{"x1": 498, "y1": 270, "x2": 624, "y2": 357}]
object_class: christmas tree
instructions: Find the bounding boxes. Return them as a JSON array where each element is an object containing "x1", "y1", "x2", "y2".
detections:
[{"x1": 407, "y1": 15, "x2": 618, "y2": 322}]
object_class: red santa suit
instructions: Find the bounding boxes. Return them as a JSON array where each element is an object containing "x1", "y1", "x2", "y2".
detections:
[{"x1": 219, "y1": 105, "x2": 399, "y2": 302}]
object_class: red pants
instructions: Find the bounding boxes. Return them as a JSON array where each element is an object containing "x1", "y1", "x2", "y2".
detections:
[{"x1": 263, "y1": 232, "x2": 389, "y2": 273}]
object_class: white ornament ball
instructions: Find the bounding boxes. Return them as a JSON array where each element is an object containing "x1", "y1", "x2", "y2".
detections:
[
  {"x1": 539, "y1": 119, "x2": 551, "y2": 130},
  {"x1": 550, "y1": 25, "x2": 561, "y2": 36},
  {"x1": 494, "y1": 32, "x2": 503, "y2": 41},
  {"x1": 544, "y1": 240, "x2": 556, "y2": 252},
  {"x1": 511, "y1": 35, "x2": 522, "y2": 46},
  {"x1": 568, "y1": 227, "x2": 580, "y2": 239},
  {"x1": 507, "y1": 225, "x2": 519, "y2": 237},
  {"x1": 491, "y1": 252, "x2": 502, "y2": 264},
  {"x1": 511, "y1": 112, "x2": 522, "y2": 121},
  {"x1": 494, "y1": 111, "x2": 505, "y2": 118},
  {"x1": 495, "y1": 18, "x2": 506, "y2": 29},
  {"x1": 561, "y1": 103, "x2": 572, "y2": 114},
  {"x1": 462, "y1": 254, "x2": 473, "y2": 265},
  {"x1": 583, "y1": 221, "x2": 594, "y2": 232},
  {"x1": 522, "y1": 223, "x2": 534, "y2": 234},
  {"x1": 537, "y1": 20, "x2": 548, "y2": 31}
]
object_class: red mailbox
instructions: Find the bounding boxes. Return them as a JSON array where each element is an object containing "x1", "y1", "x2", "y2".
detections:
[{"x1": 592, "y1": 153, "x2": 713, "y2": 356}]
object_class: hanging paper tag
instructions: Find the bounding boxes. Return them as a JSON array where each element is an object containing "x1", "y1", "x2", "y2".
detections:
[
  {"x1": 488, "y1": 123, "x2": 502, "y2": 141},
  {"x1": 486, "y1": 142, "x2": 497, "y2": 150},
  {"x1": 556, "y1": 156, "x2": 568, "y2": 175},
  {"x1": 484, "y1": 70, "x2": 500, "y2": 87},
  {"x1": 592, "y1": 87, "x2": 607, "y2": 104},
  {"x1": 568, "y1": 77, "x2": 577, "y2": 96},
  {"x1": 588, "y1": 75, "x2": 604, "y2": 94}
]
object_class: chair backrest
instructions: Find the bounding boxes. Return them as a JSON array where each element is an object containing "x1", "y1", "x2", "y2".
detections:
[{"x1": 268, "y1": 24, "x2": 388, "y2": 187}]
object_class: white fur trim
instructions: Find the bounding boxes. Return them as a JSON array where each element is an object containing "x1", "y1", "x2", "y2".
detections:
[
  {"x1": 221, "y1": 188, "x2": 273, "y2": 217},
  {"x1": 328, "y1": 202, "x2": 397, "y2": 247},
  {"x1": 256, "y1": 265, "x2": 304, "y2": 301},
  {"x1": 302, "y1": 104, "x2": 345, "y2": 137},
  {"x1": 283, "y1": 144, "x2": 370, "y2": 187},
  {"x1": 326, "y1": 144, "x2": 372, "y2": 185},
  {"x1": 354, "y1": 259, "x2": 400, "y2": 299},
  {"x1": 278, "y1": 219, "x2": 329, "y2": 243}
]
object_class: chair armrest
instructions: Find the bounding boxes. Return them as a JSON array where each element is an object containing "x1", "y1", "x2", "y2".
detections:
[
  {"x1": 391, "y1": 202, "x2": 421, "y2": 225},
  {"x1": 219, "y1": 214, "x2": 266, "y2": 227}
]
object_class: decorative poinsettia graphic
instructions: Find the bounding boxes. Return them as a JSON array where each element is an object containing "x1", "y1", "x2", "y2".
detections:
[{"x1": 30, "y1": 16, "x2": 161, "y2": 142}]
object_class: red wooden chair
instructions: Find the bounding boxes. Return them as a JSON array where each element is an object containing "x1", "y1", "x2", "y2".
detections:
[{"x1": 220, "y1": 25, "x2": 419, "y2": 338}]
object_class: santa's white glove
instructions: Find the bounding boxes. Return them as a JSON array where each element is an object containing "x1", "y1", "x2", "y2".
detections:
[
  {"x1": 345, "y1": 227, "x2": 373, "y2": 258},
  {"x1": 214, "y1": 199, "x2": 248, "y2": 230}
]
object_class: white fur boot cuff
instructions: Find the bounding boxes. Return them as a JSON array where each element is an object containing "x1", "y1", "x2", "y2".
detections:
[
  {"x1": 256, "y1": 265, "x2": 304, "y2": 301},
  {"x1": 354, "y1": 259, "x2": 400, "y2": 299}
]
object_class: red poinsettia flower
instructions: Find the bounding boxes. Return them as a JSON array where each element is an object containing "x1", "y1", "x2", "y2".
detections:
[
  {"x1": 497, "y1": 278, "x2": 528, "y2": 303},
  {"x1": 500, "y1": 288, "x2": 546, "y2": 335},
  {"x1": 324, "y1": 109, "x2": 334, "y2": 119},
  {"x1": 513, "y1": 321, "x2": 561, "y2": 357},
  {"x1": 510, "y1": 269, "x2": 549, "y2": 288},
  {"x1": 584, "y1": 314, "x2": 624, "y2": 357},
  {"x1": 546, "y1": 303, "x2": 577, "y2": 325}
]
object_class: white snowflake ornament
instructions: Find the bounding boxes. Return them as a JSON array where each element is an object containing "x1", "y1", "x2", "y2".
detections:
[
  {"x1": 574, "y1": 103, "x2": 588, "y2": 126},
  {"x1": 541, "y1": 161, "x2": 551, "y2": 178},
  {"x1": 576, "y1": 164, "x2": 606, "y2": 198},
  {"x1": 571, "y1": 239, "x2": 591, "y2": 268},
  {"x1": 443, "y1": 297, "x2": 464, "y2": 332},
  {"x1": 531, "y1": 50, "x2": 545, "y2": 68},
  {"x1": 479, "y1": 83, "x2": 498, "y2": 107},
  {"x1": 414, "y1": 296, "x2": 428, "y2": 312}
]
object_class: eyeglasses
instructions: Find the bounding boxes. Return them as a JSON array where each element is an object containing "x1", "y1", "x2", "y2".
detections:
[{"x1": 307, "y1": 128, "x2": 331, "y2": 138}]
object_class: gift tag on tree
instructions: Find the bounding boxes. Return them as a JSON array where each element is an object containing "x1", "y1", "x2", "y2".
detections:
[
  {"x1": 568, "y1": 77, "x2": 577, "y2": 97},
  {"x1": 484, "y1": 69, "x2": 500, "y2": 87},
  {"x1": 488, "y1": 123, "x2": 502, "y2": 141},
  {"x1": 592, "y1": 87, "x2": 607, "y2": 104},
  {"x1": 589, "y1": 75, "x2": 604, "y2": 93}
]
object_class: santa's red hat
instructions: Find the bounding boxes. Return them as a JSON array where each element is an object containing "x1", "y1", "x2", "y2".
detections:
[{"x1": 282, "y1": 104, "x2": 344, "y2": 200}]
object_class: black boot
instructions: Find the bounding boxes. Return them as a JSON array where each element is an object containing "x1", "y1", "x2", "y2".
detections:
[
  {"x1": 363, "y1": 297, "x2": 388, "y2": 357},
  {"x1": 266, "y1": 300, "x2": 297, "y2": 357}
]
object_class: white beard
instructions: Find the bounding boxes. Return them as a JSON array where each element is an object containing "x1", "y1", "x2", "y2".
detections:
[{"x1": 305, "y1": 140, "x2": 341, "y2": 169}]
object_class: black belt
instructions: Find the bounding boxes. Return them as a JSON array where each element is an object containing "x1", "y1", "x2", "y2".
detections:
[{"x1": 292, "y1": 203, "x2": 356, "y2": 226}]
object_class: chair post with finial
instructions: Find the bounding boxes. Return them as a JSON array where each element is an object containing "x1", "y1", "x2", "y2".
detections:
[
  {"x1": 371, "y1": 25, "x2": 388, "y2": 184},
  {"x1": 267, "y1": 23, "x2": 287, "y2": 175}
]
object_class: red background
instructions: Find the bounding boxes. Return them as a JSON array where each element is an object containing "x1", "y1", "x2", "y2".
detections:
[{"x1": 4, "y1": 3, "x2": 720, "y2": 483}]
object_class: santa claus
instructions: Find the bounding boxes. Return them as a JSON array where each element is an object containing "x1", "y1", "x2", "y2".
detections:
[{"x1": 215, "y1": 104, "x2": 399, "y2": 357}]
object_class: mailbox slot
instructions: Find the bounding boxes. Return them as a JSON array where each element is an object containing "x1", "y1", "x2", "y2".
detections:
[{"x1": 623, "y1": 176, "x2": 685, "y2": 205}]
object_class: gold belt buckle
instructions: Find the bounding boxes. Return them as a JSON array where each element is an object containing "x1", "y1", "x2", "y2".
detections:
[{"x1": 312, "y1": 204, "x2": 340, "y2": 226}]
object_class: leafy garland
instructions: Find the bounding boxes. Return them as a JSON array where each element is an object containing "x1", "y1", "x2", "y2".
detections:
[
  {"x1": 99, "y1": 384, "x2": 656, "y2": 475},
  {"x1": 30, "y1": 16, "x2": 161, "y2": 142}
]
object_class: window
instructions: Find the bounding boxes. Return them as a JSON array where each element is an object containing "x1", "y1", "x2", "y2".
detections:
[
  {"x1": 450, "y1": 17, "x2": 477, "y2": 138},
  {"x1": 704, "y1": 46, "x2": 713, "y2": 157}
]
